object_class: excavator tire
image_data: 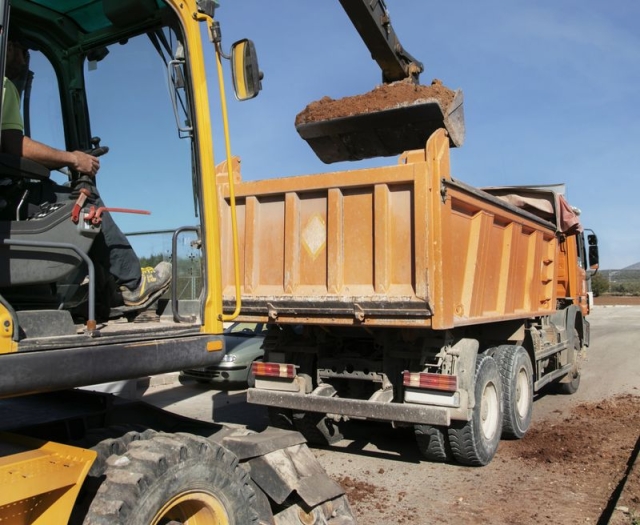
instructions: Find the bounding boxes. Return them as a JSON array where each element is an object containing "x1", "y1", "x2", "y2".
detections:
[
  {"x1": 70, "y1": 426, "x2": 157, "y2": 525},
  {"x1": 83, "y1": 432, "x2": 259, "y2": 525}
]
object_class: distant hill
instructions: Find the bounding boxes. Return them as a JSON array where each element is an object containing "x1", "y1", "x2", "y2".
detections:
[{"x1": 623, "y1": 262, "x2": 640, "y2": 270}]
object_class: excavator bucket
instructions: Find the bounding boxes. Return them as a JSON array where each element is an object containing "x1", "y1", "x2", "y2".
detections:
[{"x1": 296, "y1": 86, "x2": 465, "y2": 164}]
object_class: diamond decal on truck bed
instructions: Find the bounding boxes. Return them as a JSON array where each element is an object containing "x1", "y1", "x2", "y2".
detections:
[{"x1": 302, "y1": 214, "x2": 326, "y2": 259}]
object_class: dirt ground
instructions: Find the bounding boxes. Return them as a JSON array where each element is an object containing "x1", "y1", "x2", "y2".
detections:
[
  {"x1": 309, "y1": 304, "x2": 640, "y2": 524},
  {"x1": 329, "y1": 394, "x2": 640, "y2": 524},
  {"x1": 143, "y1": 305, "x2": 640, "y2": 524}
]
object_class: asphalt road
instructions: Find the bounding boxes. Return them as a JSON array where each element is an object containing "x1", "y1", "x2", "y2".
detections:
[{"x1": 141, "y1": 305, "x2": 640, "y2": 523}]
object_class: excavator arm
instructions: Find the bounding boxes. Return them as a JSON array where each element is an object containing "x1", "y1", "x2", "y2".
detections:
[{"x1": 338, "y1": 0, "x2": 423, "y2": 83}]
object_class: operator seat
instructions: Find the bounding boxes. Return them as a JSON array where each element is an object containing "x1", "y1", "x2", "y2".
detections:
[{"x1": 0, "y1": 153, "x2": 99, "y2": 290}]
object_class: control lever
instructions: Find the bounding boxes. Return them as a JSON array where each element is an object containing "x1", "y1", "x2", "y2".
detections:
[
  {"x1": 16, "y1": 189, "x2": 30, "y2": 221},
  {"x1": 84, "y1": 206, "x2": 150, "y2": 226},
  {"x1": 87, "y1": 136, "x2": 109, "y2": 157}
]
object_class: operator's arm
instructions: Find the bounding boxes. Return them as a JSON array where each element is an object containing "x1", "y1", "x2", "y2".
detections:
[{"x1": 1, "y1": 129, "x2": 99, "y2": 175}]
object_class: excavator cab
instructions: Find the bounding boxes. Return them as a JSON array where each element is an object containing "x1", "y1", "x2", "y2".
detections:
[
  {"x1": 0, "y1": 20, "x2": 105, "y2": 318},
  {"x1": 0, "y1": 1, "x2": 202, "y2": 331}
]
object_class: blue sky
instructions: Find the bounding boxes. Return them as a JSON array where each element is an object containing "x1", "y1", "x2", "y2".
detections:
[
  {"x1": 28, "y1": 0, "x2": 640, "y2": 269},
  {"x1": 213, "y1": 0, "x2": 640, "y2": 270}
]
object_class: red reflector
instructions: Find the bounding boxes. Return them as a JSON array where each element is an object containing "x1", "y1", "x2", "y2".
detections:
[
  {"x1": 252, "y1": 362, "x2": 296, "y2": 379},
  {"x1": 403, "y1": 371, "x2": 458, "y2": 392}
]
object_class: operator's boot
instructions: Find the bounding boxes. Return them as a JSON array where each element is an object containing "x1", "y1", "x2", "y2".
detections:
[{"x1": 120, "y1": 262, "x2": 172, "y2": 308}]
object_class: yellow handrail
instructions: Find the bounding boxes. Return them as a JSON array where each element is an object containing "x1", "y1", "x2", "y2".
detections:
[{"x1": 214, "y1": 40, "x2": 241, "y2": 322}]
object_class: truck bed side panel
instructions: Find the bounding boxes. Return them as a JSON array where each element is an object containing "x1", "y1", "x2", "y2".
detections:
[{"x1": 219, "y1": 130, "x2": 558, "y2": 329}]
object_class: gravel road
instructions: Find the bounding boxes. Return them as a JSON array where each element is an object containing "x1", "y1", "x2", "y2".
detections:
[{"x1": 141, "y1": 305, "x2": 640, "y2": 524}]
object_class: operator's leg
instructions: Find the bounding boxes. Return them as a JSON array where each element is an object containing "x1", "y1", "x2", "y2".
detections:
[
  {"x1": 96, "y1": 198, "x2": 171, "y2": 306},
  {"x1": 95, "y1": 197, "x2": 141, "y2": 289}
]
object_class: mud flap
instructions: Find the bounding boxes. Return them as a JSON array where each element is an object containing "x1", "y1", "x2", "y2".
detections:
[
  {"x1": 221, "y1": 427, "x2": 356, "y2": 523},
  {"x1": 296, "y1": 90, "x2": 464, "y2": 163}
]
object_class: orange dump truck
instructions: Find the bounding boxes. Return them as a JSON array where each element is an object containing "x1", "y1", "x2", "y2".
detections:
[{"x1": 218, "y1": 129, "x2": 599, "y2": 466}]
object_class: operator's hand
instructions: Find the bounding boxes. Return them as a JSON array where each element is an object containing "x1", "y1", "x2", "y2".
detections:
[{"x1": 70, "y1": 150, "x2": 100, "y2": 176}]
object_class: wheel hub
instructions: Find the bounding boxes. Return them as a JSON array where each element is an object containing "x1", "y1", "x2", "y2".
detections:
[{"x1": 151, "y1": 491, "x2": 230, "y2": 525}]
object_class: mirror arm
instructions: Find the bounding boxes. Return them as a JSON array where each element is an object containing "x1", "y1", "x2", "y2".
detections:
[{"x1": 209, "y1": 20, "x2": 231, "y2": 60}]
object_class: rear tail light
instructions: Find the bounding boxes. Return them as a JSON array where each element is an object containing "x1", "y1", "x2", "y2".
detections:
[
  {"x1": 252, "y1": 362, "x2": 297, "y2": 379},
  {"x1": 403, "y1": 371, "x2": 458, "y2": 392}
]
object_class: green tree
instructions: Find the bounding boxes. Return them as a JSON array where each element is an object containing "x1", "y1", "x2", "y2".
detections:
[
  {"x1": 590, "y1": 272, "x2": 609, "y2": 297},
  {"x1": 139, "y1": 253, "x2": 166, "y2": 268}
]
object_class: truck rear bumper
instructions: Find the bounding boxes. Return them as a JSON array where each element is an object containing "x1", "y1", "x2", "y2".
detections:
[{"x1": 247, "y1": 388, "x2": 451, "y2": 426}]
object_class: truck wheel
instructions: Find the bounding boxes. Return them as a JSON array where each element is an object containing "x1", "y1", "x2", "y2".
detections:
[
  {"x1": 448, "y1": 354, "x2": 503, "y2": 466},
  {"x1": 293, "y1": 411, "x2": 343, "y2": 445},
  {"x1": 414, "y1": 424, "x2": 452, "y2": 462},
  {"x1": 83, "y1": 433, "x2": 259, "y2": 525},
  {"x1": 555, "y1": 330, "x2": 581, "y2": 395},
  {"x1": 495, "y1": 345, "x2": 533, "y2": 439}
]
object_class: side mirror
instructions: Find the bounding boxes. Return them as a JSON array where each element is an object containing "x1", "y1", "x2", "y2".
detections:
[
  {"x1": 231, "y1": 39, "x2": 262, "y2": 101},
  {"x1": 587, "y1": 232, "x2": 599, "y2": 270}
]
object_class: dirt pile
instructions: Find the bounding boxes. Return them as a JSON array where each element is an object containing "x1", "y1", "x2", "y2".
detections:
[
  {"x1": 336, "y1": 394, "x2": 640, "y2": 524},
  {"x1": 338, "y1": 474, "x2": 419, "y2": 523},
  {"x1": 503, "y1": 394, "x2": 639, "y2": 466},
  {"x1": 295, "y1": 79, "x2": 455, "y2": 126},
  {"x1": 499, "y1": 394, "x2": 640, "y2": 523}
]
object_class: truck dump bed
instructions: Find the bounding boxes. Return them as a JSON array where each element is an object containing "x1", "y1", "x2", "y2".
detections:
[{"x1": 218, "y1": 130, "x2": 559, "y2": 330}]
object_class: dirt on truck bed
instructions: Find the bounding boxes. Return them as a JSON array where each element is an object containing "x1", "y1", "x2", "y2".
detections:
[
  {"x1": 294, "y1": 78, "x2": 464, "y2": 163},
  {"x1": 295, "y1": 79, "x2": 456, "y2": 125}
]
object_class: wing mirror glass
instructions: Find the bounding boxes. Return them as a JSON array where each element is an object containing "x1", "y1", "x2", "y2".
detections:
[
  {"x1": 231, "y1": 39, "x2": 262, "y2": 101},
  {"x1": 587, "y1": 232, "x2": 599, "y2": 270}
]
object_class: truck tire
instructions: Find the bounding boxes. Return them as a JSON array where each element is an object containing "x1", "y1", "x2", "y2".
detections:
[
  {"x1": 83, "y1": 432, "x2": 259, "y2": 525},
  {"x1": 293, "y1": 411, "x2": 343, "y2": 445},
  {"x1": 448, "y1": 354, "x2": 503, "y2": 466},
  {"x1": 495, "y1": 345, "x2": 533, "y2": 439},
  {"x1": 414, "y1": 424, "x2": 452, "y2": 462},
  {"x1": 555, "y1": 330, "x2": 581, "y2": 395}
]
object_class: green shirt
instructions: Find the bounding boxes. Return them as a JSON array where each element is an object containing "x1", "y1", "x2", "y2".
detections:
[{"x1": 2, "y1": 77, "x2": 24, "y2": 132}]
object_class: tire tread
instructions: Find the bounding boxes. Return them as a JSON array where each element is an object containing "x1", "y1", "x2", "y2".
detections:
[
  {"x1": 83, "y1": 432, "x2": 259, "y2": 524},
  {"x1": 448, "y1": 354, "x2": 503, "y2": 466}
]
